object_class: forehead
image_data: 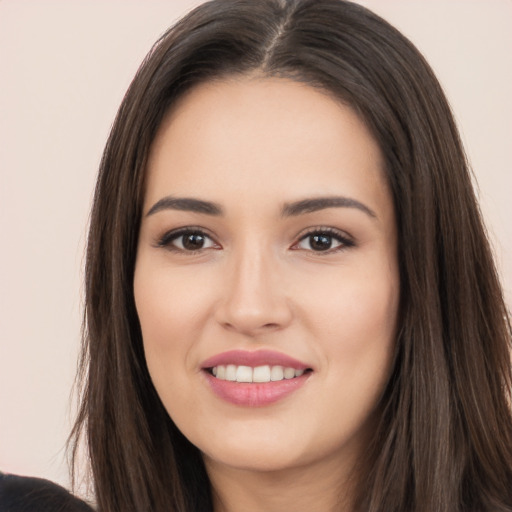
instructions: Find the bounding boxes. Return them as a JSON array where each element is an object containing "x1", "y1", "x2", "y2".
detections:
[{"x1": 145, "y1": 77, "x2": 390, "y2": 218}]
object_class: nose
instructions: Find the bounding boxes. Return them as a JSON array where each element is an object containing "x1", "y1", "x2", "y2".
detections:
[{"x1": 215, "y1": 246, "x2": 293, "y2": 336}]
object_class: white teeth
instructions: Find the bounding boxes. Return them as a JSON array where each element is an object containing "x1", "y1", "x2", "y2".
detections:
[
  {"x1": 284, "y1": 367, "x2": 296, "y2": 379},
  {"x1": 236, "y1": 365, "x2": 253, "y2": 382},
  {"x1": 211, "y1": 364, "x2": 307, "y2": 383},
  {"x1": 270, "y1": 365, "x2": 284, "y2": 381},
  {"x1": 225, "y1": 364, "x2": 237, "y2": 381},
  {"x1": 253, "y1": 365, "x2": 271, "y2": 383},
  {"x1": 216, "y1": 365, "x2": 226, "y2": 379}
]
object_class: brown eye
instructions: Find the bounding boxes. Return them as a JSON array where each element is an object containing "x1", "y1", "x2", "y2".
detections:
[
  {"x1": 181, "y1": 233, "x2": 207, "y2": 250},
  {"x1": 309, "y1": 234, "x2": 334, "y2": 251},
  {"x1": 294, "y1": 229, "x2": 354, "y2": 253},
  {"x1": 159, "y1": 229, "x2": 218, "y2": 252}
]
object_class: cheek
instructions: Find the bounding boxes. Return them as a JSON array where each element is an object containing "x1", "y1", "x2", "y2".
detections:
[
  {"x1": 312, "y1": 272, "x2": 398, "y2": 431},
  {"x1": 133, "y1": 269, "x2": 200, "y2": 410},
  {"x1": 133, "y1": 262, "x2": 211, "y2": 418},
  {"x1": 338, "y1": 281, "x2": 398, "y2": 350},
  {"x1": 298, "y1": 259, "x2": 399, "y2": 393},
  {"x1": 134, "y1": 262, "x2": 214, "y2": 354},
  {"x1": 300, "y1": 261, "x2": 398, "y2": 341}
]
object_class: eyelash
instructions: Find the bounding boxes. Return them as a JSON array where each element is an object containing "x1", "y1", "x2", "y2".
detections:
[
  {"x1": 156, "y1": 227, "x2": 219, "y2": 254},
  {"x1": 292, "y1": 227, "x2": 355, "y2": 254},
  {"x1": 156, "y1": 226, "x2": 355, "y2": 255}
]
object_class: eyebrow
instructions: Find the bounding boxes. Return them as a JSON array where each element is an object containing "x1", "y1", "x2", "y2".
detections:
[
  {"x1": 145, "y1": 194, "x2": 376, "y2": 219},
  {"x1": 281, "y1": 196, "x2": 377, "y2": 218},
  {"x1": 146, "y1": 197, "x2": 223, "y2": 217}
]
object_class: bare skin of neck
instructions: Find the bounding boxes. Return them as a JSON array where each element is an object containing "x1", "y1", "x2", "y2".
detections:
[{"x1": 204, "y1": 448, "x2": 359, "y2": 512}]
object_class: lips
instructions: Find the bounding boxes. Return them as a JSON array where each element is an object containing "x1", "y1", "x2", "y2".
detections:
[
  {"x1": 201, "y1": 350, "x2": 312, "y2": 406},
  {"x1": 201, "y1": 349, "x2": 310, "y2": 370}
]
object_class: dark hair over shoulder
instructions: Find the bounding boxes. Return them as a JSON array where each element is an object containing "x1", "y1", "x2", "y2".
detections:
[{"x1": 69, "y1": 1, "x2": 512, "y2": 511}]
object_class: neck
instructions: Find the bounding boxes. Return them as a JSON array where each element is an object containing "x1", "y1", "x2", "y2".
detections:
[{"x1": 205, "y1": 451, "x2": 359, "y2": 512}]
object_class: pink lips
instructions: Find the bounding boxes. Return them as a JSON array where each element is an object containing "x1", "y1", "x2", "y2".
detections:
[
  {"x1": 201, "y1": 349, "x2": 312, "y2": 407},
  {"x1": 201, "y1": 349, "x2": 310, "y2": 370}
]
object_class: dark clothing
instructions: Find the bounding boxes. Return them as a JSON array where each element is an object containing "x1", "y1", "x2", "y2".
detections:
[{"x1": 0, "y1": 473, "x2": 94, "y2": 512}]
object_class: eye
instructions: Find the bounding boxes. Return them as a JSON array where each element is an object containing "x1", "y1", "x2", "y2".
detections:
[
  {"x1": 158, "y1": 228, "x2": 219, "y2": 252},
  {"x1": 293, "y1": 229, "x2": 354, "y2": 253}
]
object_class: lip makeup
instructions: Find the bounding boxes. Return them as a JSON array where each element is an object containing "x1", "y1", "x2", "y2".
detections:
[{"x1": 201, "y1": 350, "x2": 312, "y2": 406}]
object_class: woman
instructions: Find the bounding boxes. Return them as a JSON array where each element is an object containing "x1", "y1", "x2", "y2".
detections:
[{"x1": 69, "y1": 0, "x2": 512, "y2": 510}]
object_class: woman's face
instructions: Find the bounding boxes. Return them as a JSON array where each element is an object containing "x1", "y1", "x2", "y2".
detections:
[{"x1": 134, "y1": 77, "x2": 399, "y2": 478}]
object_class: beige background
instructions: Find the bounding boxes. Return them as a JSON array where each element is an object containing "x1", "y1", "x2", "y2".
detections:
[{"x1": 1, "y1": 0, "x2": 510, "y2": 490}]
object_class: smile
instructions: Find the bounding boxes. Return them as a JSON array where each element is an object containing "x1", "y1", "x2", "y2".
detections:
[
  {"x1": 201, "y1": 350, "x2": 313, "y2": 406},
  {"x1": 211, "y1": 364, "x2": 305, "y2": 382}
]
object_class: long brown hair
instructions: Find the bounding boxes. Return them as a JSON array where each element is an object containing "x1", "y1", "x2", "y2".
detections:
[{"x1": 70, "y1": 1, "x2": 512, "y2": 510}]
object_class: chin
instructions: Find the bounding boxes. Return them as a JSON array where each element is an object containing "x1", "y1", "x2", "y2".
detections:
[
  {"x1": 203, "y1": 443, "x2": 307, "y2": 474},
  {"x1": 187, "y1": 421, "x2": 306, "y2": 472}
]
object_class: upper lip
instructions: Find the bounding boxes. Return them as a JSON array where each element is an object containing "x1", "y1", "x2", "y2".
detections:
[{"x1": 201, "y1": 349, "x2": 311, "y2": 370}]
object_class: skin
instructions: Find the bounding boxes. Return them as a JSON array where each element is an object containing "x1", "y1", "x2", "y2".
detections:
[{"x1": 134, "y1": 76, "x2": 400, "y2": 512}]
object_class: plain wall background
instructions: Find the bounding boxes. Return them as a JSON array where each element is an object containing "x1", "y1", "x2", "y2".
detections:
[{"x1": 1, "y1": 0, "x2": 510, "y2": 492}]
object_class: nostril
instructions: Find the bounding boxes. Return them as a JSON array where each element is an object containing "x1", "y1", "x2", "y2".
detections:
[{"x1": 219, "y1": 317, "x2": 287, "y2": 335}]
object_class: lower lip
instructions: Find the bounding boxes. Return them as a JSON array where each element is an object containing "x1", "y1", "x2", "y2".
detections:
[{"x1": 204, "y1": 371, "x2": 310, "y2": 407}]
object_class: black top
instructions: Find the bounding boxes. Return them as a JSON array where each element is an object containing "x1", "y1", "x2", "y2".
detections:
[{"x1": 0, "y1": 473, "x2": 94, "y2": 512}]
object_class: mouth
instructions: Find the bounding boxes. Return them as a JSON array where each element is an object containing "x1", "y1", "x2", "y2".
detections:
[
  {"x1": 207, "y1": 364, "x2": 312, "y2": 383},
  {"x1": 201, "y1": 350, "x2": 313, "y2": 406}
]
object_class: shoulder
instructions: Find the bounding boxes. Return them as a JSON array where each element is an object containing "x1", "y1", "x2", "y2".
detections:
[{"x1": 0, "y1": 472, "x2": 94, "y2": 512}]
